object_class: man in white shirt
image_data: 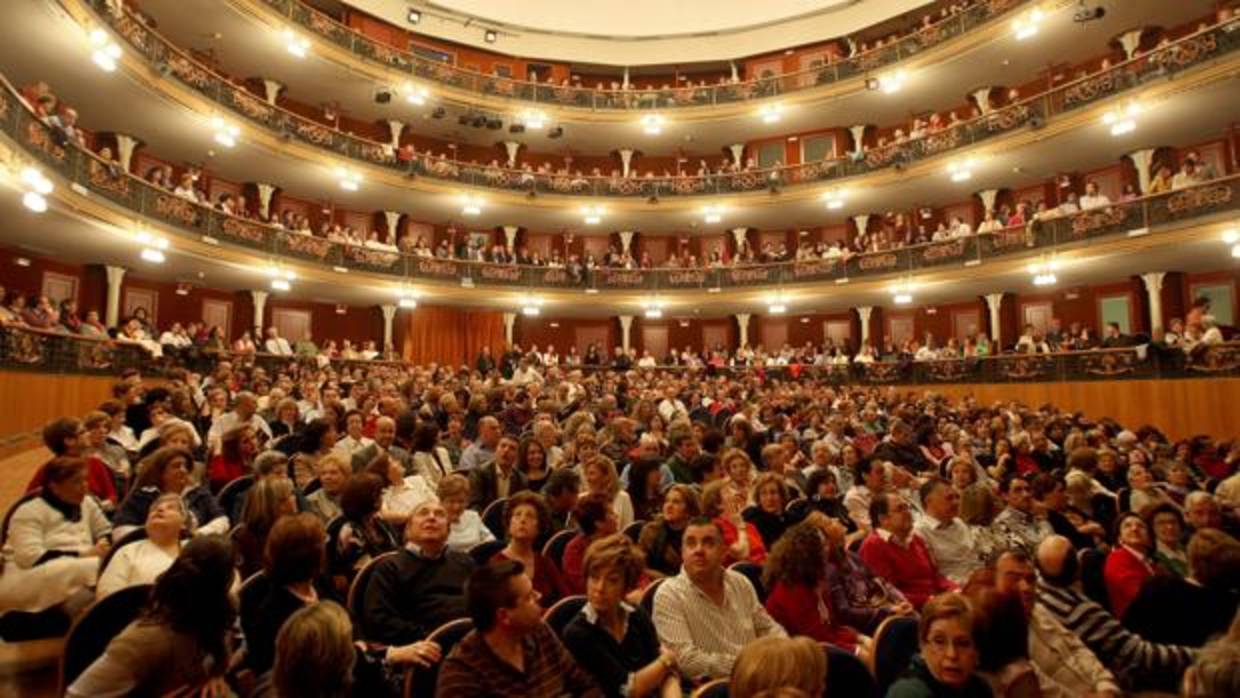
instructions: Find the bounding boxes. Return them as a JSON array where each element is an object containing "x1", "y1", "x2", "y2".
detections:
[
  {"x1": 844, "y1": 458, "x2": 887, "y2": 533},
  {"x1": 653, "y1": 519, "x2": 786, "y2": 680},
  {"x1": 913, "y1": 478, "x2": 981, "y2": 585},
  {"x1": 509, "y1": 358, "x2": 544, "y2": 386},
  {"x1": 334, "y1": 410, "x2": 375, "y2": 458},
  {"x1": 264, "y1": 327, "x2": 292, "y2": 355},
  {"x1": 657, "y1": 387, "x2": 687, "y2": 423},
  {"x1": 206, "y1": 392, "x2": 272, "y2": 455},
  {"x1": 1078, "y1": 181, "x2": 1112, "y2": 210}
]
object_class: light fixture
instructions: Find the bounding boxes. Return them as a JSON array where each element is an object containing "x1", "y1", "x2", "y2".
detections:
[
  {"x1": 767, "y1": 293, "x2": 789, "y2": 315},
  {"x1": 270, "y1": 278, "x2": 291, "y2": 291},
  {"x1": 1233, "y1": 244, "x2": 1240, "y2": 259},
  {"x1": 140, "y1": 248, "x2": 166, "y2": 263},
  {"x1": 702, "y1": 204, "x2": 724, "y2": 225},
  {"x1": 581, "y1": 205, "x2": 604, "y2": 225},
  {"x1": 175, "y1": 283, "x2": 191, "y2": 296},
  {"x1": 135, "y1": 229, "x2": 169, "y2": 251},
  {"x1": 584, "y1": 288, "x2": 599, "y2": 295},
  {"x1": 89, "y1": 28, "x2": 122, "y2": 72},
  {"x1": 1102, "y1": 101, "x2": 1143, "y2": 137},
  {"x1": 460, "y1": 195, "x2": 483, "y2": 216},
  {"x1": 642, "y1": 298, "x2": 666, "y2": 319},
  {"x1": 336, "y1": 168, "x2": 362, "y2": 191},
  {"x1": 14, "y1": 257, "x2": 31, "y2": 267},
  {"x1": 758, "y1": 104, "x2": 784, "y2": 124},
  {"x1": 21, "y1": 167, "x2": 54, "y2": 195},
  {"x1": 1027, "y1": 256, "x2": 1061, "y2": 286},
  {"x1": 335, "y1": 304, "x2": 348, "y2": 315},
  {"x1": 484, "y1": 29, "x2": 497, "y2": 43},
  {"x1": 947, "y1": 159, "x2": 977, "y2": 183},
  {"x1": 875, "y1": 70, "x2": 907, "y2": 94},
  {"x1": 519, "y1": 109, "x2": 547, "y2": 130},
  {"x1": 822, "y1": 190, "x2": 847, "y2": 210},
  {"x1": 640, "y1": 114, "x2": 666, "y2": 135},
  {"x1": 1223, "y1": 228, "x2": 1239, "y2": 245},
  {"x1": 399, "y1": 297, "x2": 418, "y2": 309},
  {"x1": 1011, "y1": 7, "x2": 1044, "y2": 40},
  {"x1": 402, "y1": 83, "x2": 430, "y2": 106},
  {"x1": 396, "y1": 287, "x2": 419, "y2": 309},
  {"x1": 283, "y1": 28, "x2": 310, "y2": 58},
  {"x1": 266, "y1": 265, "x2": 296, "y2": 284},
  {"x1": 519, "y1": 295, "x2": 544, "y2": 316},
  {"x1": 21, "y1": 191, "x2": 47, "y2": 213},
  {"x1": 211, "y1": 117, "x2": 240, "y2": 148},
  {"x1": 890, "y1": 279, "x2": 914, "y2": 305},
  {"x1": 707, "y1": 286, "x2": 722, "y2": 294},
  {"x1": 407, "y1": 8, "x2": 421, "y2": 24}
]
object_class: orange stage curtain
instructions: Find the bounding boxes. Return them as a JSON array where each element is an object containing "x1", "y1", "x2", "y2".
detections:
[{"x1": 400, "y1": 307, "x2": 505, "y2": 368}]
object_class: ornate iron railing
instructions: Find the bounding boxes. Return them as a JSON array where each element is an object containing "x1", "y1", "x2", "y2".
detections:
[{"x1": 81, "y1": 0, "x2": 1240, "y2": 199}]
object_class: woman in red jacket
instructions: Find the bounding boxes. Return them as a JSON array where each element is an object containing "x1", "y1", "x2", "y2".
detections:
[
  {"x1": 763, "y1": 521, "x2": 864, "y2": 655},
  {"x1": 207, "y1": 425, "x2": 257, "y2": 492},
  {"x1": 1104, "y1": 511, "x2": 1157, "y2": 620}
]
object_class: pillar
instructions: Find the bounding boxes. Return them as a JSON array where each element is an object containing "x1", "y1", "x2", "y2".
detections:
[
  {"x1": 255, "y1": 183, "x2": 277, "y2": 218},
  {"x1": 853, "y1": 214, "x2": 870, "y2": 238},
  {"x1": 1126, "y1": 148, "x2": 1157, "y2": 194},
  {"x1": 622, "y1": 67, "x2": 630, "y2": 89},
  {"x1": 729, "y1": 61, "x2": 739, "y2": 81},
  {"x1": 1141, "y1": 272, "x2": 1166, "y2": 334},
  {"x1": 383, "y1": 211, "x2": 402, "y2": 244},
  {"x1": 503, "y1": 141, "x2": 522, "y2": 167},
  {"x1": 1117, "y1": 29, "x2": 1145, "y2": 60},
  {"x1": 985, "y1": 293, "x2": 1004, "y2": 346},
  {"x1": 502, "y1": 312, "x2": 516, "y2": 346},
  {"x1": 970, "y1": 87, "x2": 995, "y2": 115},
  {"x1": 730, "y1": 227, "x2": 749, "y2": 249},
  {"x1": 618, "y1": 148, "x2": 635, "y2": 177},
  {"x1": 619, "y1": 315, "x2": 634, "y2": 353},
  {"x1": 380, "y1": 304, "x2": 397, "y2": 350},
  {"x1": 262, "y1": 79, "x2": 285, "y2": 105},
  {"x1": 856, "y1": 306, "x2": 873, "y2": 346},
  {"x1": 728, "y1": 144, "x2": 745, "y2": 167},
  {"x1": 618, "y1": 231, "x2": 634, "y2": 255},
  {"x1": 251, "y1": 290, "x2": 269, "y2": 334},
  {"x1": 114, "y1": 134, "x2": 139, "y2": 173},
  {"x1": 736, "y1": 313, "x2": 751, "y2": 348},
  {"x1": 385, "y1": 120, "x2": 405, "y2": 148},
  {"x1": 502, "y1": 226, "x2": 519, "y2": 250},
  {"x1": 975, "y1": 189, "x2": 999, "y2": 215},
  {"x1": 849, "y1": 125, "x2": 869, "y2": 155},
  {"x1": 104, "y1": 265, "x2": 126, "y2": 328}
]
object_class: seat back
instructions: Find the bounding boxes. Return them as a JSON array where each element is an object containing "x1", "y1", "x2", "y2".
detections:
[
  {"x1": 302, "y1": 477, "x2": 322, "y2": 495},
  {"x1": 1079, "y1": 547, "x2": 1111, "y2": 608},
  {"x1": 639, "y1": 577, "x2": 666, "y2": 617},
  {"x1": 59, "y1": 584, "x2": 153, "y2": 693},
  {"x1": 729, "y1": 561, "x2": 766, "y2": 602},
  {"x1": 690, "y1": 678, "x2": 729, "y2": 698},
  {"x1": 541, "y1": 528, "x2": 578, "y2": 568},
  {"x1": 543, "y1": 595, "x2": 587, "y2": 638},
  {"x1": 218, "y1": 475, "x2": 256, "y2": 522},
  {"x1": 99, "y1": 527, "x2": 148, "y2": 575},
  {"x1": 347, "y1": 551, "x2": 399, "y2": 639},
  {"x1": 480, "y1": 498, "x2": 508, "y2": 539},
  {"x1": 872, "y1": 614, "x2": 919, "y2": 695},
  {"x1": 403, "y1": 618, "x2": 474, "y2": 698},
  {"x1": 823, "y1": 643, "x2": 878, "y2": 698},
  {"x1": 238, "y1": 571, "x2": 271, "y2": 619},
  {"x1": 468, "y1": 539, "x2": 508, "y2": 567},
  {"x1": 622, "y1": 520, "x2": 646, "y2": 542}
]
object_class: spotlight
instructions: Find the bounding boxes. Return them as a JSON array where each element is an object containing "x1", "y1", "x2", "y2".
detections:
[
  {"x1": 407, "y1": 8, "x2": 421, "y2": 24},
  {"x1": 431, "y1": 107, "x2": 446, "y2": 119},
  {"x1": 374, "y1": 89, "x2": 392, "y2": 104},
  {"x1": 486, "y1": 118, "x2": 503, "y2": 130},
  {"x1": 508, "y1": 123, "x2": 526, "y2": 134},
  {"x1": 640, "y1": 114, "x2": 665, "y2": 135},
  {"x1": 547, "y1": 126, "x2": 564, "y2": 139},
  {"x1": 484, "y1": 29, "x2": 497, "y2": 43}
]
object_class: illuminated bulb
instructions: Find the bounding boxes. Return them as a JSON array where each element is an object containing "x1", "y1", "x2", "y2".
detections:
[
  {"x1": 140, "y1": 248, "x2": 166, "y2": 263},
  {"x1": 823, "y1": 191, "x2": 846, "y2": 210},
  {"x1": 212, "y1": 118, "x2": 240, "y2": 148},
  {"x1": 89, "y1": 29, "x2": 121, "y2": 71},
  {"x1": 893, "y1": 293, "x2": 912, "y2": 305},
  {"x1": 404, "y1": 84, "x2": 430, "y2": 105},
  {"x1": 283, "y1": 29, "x2": 310, "y2": 58},
  {"x1": 758, "y1": 104, "x2": 783, "y2": 124},
  {"x1": 640, "y1": 114, "x2": 665, "y2": 135},
  {"x1": 1221, "y1": 228, "x2": 1238, "y2": 244},
  {"x1": 702, "y1": 205, "x2": 724, "y2": 225},
  {"x1": 398, "y1": 297, "x2": 417, "y2": 309},
  {"x1": 521, "y1": 306, "x2": 540, "y2": 316},
  {"x1": 947, "y1": 160, "x2": 976, "y2": 183},
  {"x1": 521, "y1": 110, "x2": 547, "y2": 129},
  {"x1": 270, "y1": 278, "x2": 291, "y2": 291},
  {"x1": 1232, "y1": 244, "x2": 1240, "y2": 259},
  {"x1": 21, "y1": 167, "x2": 53, "y2": 195},
  {"x1": 768, "y1": 304, "x2": 787, "y2": 314},
  {"x1": 582, "y1": 205, "x2": 603, "y2": 225},
  {"x1": 22, "y1": 191, "x2": 47, "y2": 213},
  {"x1": 878, "y1": 70, "x2": 907, "y2": 94},
  {"x1": 1012, "y1": 8, "x2": 1044, "y2": 40},
  {"x1": 645, "y1": 308, "x2": 663, "y2": 319},
  {"x1": 336, "y1": 168, "x2": 362, "y2": 191},
  {"x1": 461, "y1": 196, "x2": 483, "y2": 216}
]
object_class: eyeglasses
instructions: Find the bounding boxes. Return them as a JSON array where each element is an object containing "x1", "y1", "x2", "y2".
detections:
[{"x1": 927, "y1": 635, "x2": 974, "y2": 653}]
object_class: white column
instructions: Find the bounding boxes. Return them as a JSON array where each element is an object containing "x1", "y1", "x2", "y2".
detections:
[
  {"x1": 1141, "y1": 272, "x2": 1166, "y2": 334},
  {"x1": 255, "y1": 183, "x2": 277, "y2": 218},
  {"x1": 1118, "y1": 29, "x2": 1145, "y2": 59},
  {"x1": 975, "y1": 189, "x2": 999, "y2": 215},
  {"x1": 970, "y1": 87, "x2": 995, "y2": 115},
  {"x1": 985, "y1": 293, "x2": 1004, "y2": 346},
  {"x1": 383, "y1": 211, "x2": 402, "y2": 243},
  {"x1": 619, "y1": 315, "x2": 634, "y2": 353},
  {"x1": 503, "y1": 140, "x2": 522, "y2": 167},
  {"x1": 262, "y1": 79, "x2": 285, "y2": 105},
  {"x1": 735, "y1": 313, "x2": 751, "y2": 348},
  {"x1": 251, "y1": 290, "x2": 269, "y2": 334},
  {"x1": 380, "y1": 304, "x2": 397, "y2": 350},
  {"x1": 622, "y1": 67, "x2": 631, "y2": 89},
  {"x1": 849, "y1": 125, "x2": 869, "y2": 155},
  {"x1": 729, "y1": 61, "x2": 739, "y2": 81},
  {"x1": 502, "y1": 312, "x2": 516, "y2": 346},
  {"x1": 730, "y1": 227, "x2": 748, "y2": 249},
  {"x1": 502, "y1": 226, "x2": 519, "y2": 250},
  {"x1": 104, "y1": 265, "x2": 126, "y2": 328},
  {"x1": 618, "y1": 148, "x2": 635, "y2": 177},
  {"x1": 856, "y1": 306, "x2": 873, "y2": 346},
  {"x1": 618, "y1": 231, "x2": 635, "y2": 255},
  {"x1": 728, "y1": 144, "x2": 745, "y2": 167},
  {"x1": 385, "y1": 120, "x2": 405, "y2": 148},
  {"x1": 114, "y1": 134, "x2": 139, "y2": 173},
  {"x1": 852, "y1": 214, "x2": 870, "y2": 238},
  {"x1": 1126, "y1": 148, "x2": 1157, "y2": 195}
]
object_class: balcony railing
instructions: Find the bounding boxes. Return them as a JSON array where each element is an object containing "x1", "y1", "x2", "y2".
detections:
[
  {"x1": 4, "y1": 323, "x2": 1238, "y2": 385},
  {"x1": 84, "y1": 0, "x2": 1240, "y2": 199},
  {"x1": 4, "y1": 74, "x2": 1238, "y2": 290},
  {"x1": 254, "y1": 0, "x2": 1030, "y2": 111}
]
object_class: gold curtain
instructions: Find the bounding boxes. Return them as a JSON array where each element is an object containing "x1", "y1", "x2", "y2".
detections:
[{"x1": 400, "y1": 306, "x2": 506, "y2": 367}]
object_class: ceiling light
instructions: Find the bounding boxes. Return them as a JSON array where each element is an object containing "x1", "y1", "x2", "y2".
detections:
[
  {"x1": 283, "y1": 29, "x2": 310, "y2": 58},
  {"x1": 336, "y1": 168, "x2": 362, "y2": 191},
  {"x1": 21, "y1": 191, "x2": 47, "y2": 213},
  {"x1": 521, "y1": 306, "x2": 540, "y2": 316},
  {"x1": 766, "y1": 293, "x2": 789, "y2": 315},
  {"x1": 520, "y1": 109, "x2": 547, "y2": 130},
  {"x1": 876, "y1": 70, "x2": 907, "y2": 94},
  {"x1": 270, "y1": 278, "x2": 291, "y2": 291},
  {"x1": 640, "y1": 114, "x2": 666, "y2": 135},
  {"x1": 758, "y1": 104, "x2": 784, "y2": 124},
  {"x1": 140, "y1": 248, "x2": 166, "y2": 263},
  {"x1": 1103, "y1": 102, "x2": 1142, "y2": 137},
  {"x1": 407, "y1": 9, "x2": 422, "y2": 24},
  {"x1": 582, "y1": 205, "x2": 604, "y2": 225},
  {"x1": 645, "y1": 308, "x2": 663, "y2": 319},
  {"x1": 403, "y1": 83, "x2": 430, "y2": 105},
  {"x1": 642, "y1": 298, "x2": 666, "y2": 319},
  {"x1": 266, "y1": 265, "x2": 296, "y2": 281},
  {"x1": 823, "y1": 190, "x2": 846, "y2": 210},
  {"x1": 1027, "y1": 256, "x2": 1061, "y2": 286},
  {"x1": 519, "y1": 295, "x2": 544, "y2": 316},
  {"x1": 484, "y1": 29, "x2": 497, "y2": 43},
  {"x1": 399, "y1": 297, "x2": 418, "y2": 309},
  {"x1": 1223, "y1": 228, "x2": 1239, "y2": 244},
  {"x1": 702, "y1": 204, "x2": 724, "y2": 225},
  {"x1": 89, "y1": 29, "x2": 122, "y2": 72},
  {"x1": 584, "y1": 288, "x2": 599, "y2": 295},
  {"x1": 1011, "y1": 8, "x2": 1044, "y2": 40},
  {"x1": 893, "y1": 293, "x2": 913, "y2": 305},
  {"x1": 211, "y1": 117, "x2": 240, "y2": 148},
  {"x1": 947, "y1": 159, "x2": 977, "y2": 183},
  {"x1": 461, "y1": 195, "x2": 484, "y2": 216},
  {"x1": 135, "y1": 230, "x2": 169, "y2": 250},
  {"x1": 890, "y1": 279, "x2": 914, "y2": 305},
  {"x1": 1232, "y1": 243, "x2": 1240, "y2": 259},
  {"x1": 21, "y1": 167, "x2": 53, "y2": 195}
]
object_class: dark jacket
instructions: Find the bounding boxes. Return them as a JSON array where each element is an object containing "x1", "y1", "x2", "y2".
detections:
[
  {"x1": 468, "y1": 462, "x2": 530, "y2": 511},
  {"x1": 886, "y1": 655, "x2": 994, "y2": 698},
  {"x1": 360, "y1": 546, "x2": 475, "y2": 646}
]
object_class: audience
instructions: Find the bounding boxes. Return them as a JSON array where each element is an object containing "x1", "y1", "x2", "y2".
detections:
[
  {"x1": 858, "y1": 492, "x2": 955, "y2": 609},
  {"x1": 886, "y1": 592, "x2": 992, "y2": 698},
  {"x1": 492, "y1": 491, "x2": 571, "y2": 607},
  {"x1": 762, "y1": 521, "x2": 862, "y2": 653},
  {"x1": 729, "y1": 636, "x2": 826, "y2": 698},
  {"x1": 96, "y1": 493, "x2": 186, "y2": 598}
]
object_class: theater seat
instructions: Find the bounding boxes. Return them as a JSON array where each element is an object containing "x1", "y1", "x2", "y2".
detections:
[
  {"x1": 403, "y1": 618, "x2": 473, "y2": 698},
  {"x1": 348, "y1": 551, "x2": 399, "y2": 640},
  {"x1": 480, "y1": 498, "x2": 508, "y2": 539},
  {"x1": 468, "y1": 539, "x2": 507, "y2": 567},
  {"x1": 59, "y1": 584, "x2": 152, "y2": 693},
  {"x1": 639, "y1": 577, "x2": 666, "y2": 616},
  {"x1": 543, "y1": 594, "x2": 587, "y2": 637},
  {"x1": 728, "y1": 561, "x2": 765, "y2": 602},
  {"x1": 871, "y1": 614, "x2": 919, "y2": 695},
  {"x1": 542, "y1": 528, "x2": 577, "y2": 568},
  {"x1": 690, "y1": 678, "x2": 729, "y2": 698},
  {"x1": 824, "y1": 643, "x2": 878, "y2": 698}
]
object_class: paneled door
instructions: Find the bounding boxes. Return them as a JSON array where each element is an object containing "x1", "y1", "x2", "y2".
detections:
[
  {"x1": 201, "y1": 299, "x2": 233, "y2": 340},
  {"x1": 641, "y1": 325, "x2": 669, "y2": 360},
  {"x1": 271, "y1": 308, "x2": 312, "y2": 342}
]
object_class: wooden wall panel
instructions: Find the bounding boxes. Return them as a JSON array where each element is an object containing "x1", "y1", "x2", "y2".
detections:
[{"x1": 0, "y1": 373, "x2": 120, "y2": 448}]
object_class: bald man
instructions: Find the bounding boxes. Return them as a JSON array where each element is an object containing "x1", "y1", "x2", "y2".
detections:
[{"x1": 1035, "y1": 536, "x2": 1195, "y2": 693}]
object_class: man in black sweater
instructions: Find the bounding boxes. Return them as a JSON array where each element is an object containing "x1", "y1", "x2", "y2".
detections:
[{"x1": 361, "y1": 499, "x2": 475, "y2": 646}]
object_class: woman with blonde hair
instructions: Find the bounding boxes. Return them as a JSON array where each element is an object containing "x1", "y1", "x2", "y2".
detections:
[
  {"x1": 234, "y1": 477, "x2": 297, "y2": 577},
  {"x1": 730, "y1": 636, "x2": 826, "y2": 698},
  {"x1": 305, "y1": 452, "x2": 348, "y2": 523},
  {"x1": 722, "y1": 448, "x2": 757, "y2": 504},
  {"x1": 273, "y1": 601, "x2": 355, "y2": 698},
  {"x1": 583, "y1": 454, "x2": 634, "y2": 529}
]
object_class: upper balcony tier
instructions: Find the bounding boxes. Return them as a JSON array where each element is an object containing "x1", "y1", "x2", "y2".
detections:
[{"x1": 66, "y1": 2, "x2": 1240, "y2": 206}]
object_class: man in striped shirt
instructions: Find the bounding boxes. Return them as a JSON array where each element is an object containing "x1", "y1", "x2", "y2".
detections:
[
  {"x1": 652, "y1": 518, "x2": 787, "y2": 680},
  {"x1": 1035, "y1": 535, "x2": 1196, "y2": 693}
]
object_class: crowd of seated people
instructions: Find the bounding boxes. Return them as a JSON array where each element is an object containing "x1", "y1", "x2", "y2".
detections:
[{"x1": 1, "y1": 334, "x2": 1239, "y2": 696}]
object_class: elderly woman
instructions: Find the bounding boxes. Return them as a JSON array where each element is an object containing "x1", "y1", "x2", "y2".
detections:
[
  {"x1": 440, "y1": 473, "x2": 494, "y2": 552},
  {"x1": 722, "y1": 448, "x2": 757, "y2": 504},
  {"x1": 744, "y1": 472, "x2": 793, "y2": 549},
  {"x1": 763, "y1": 521, "x2": 863, "y2": 653},
  {"x1": 1126, "y1": 463, "x2": 1177, "y2": 515},
  {"x1": 491, "y1": 491, "x2": 571, "y2": 608},
  {"x1": 113, "y1": 447, "x2": 228, "y2": 541},
  {"x1": 702, "y1": 479, "x2": 766, "y2": 565},
  {"x1": 96, "y1": 493, "x2": 187, "y2": 598},
  {"x1": 638, "y1": 484, "x2": 700, "y2": 577},
  {"x1": 583, "y1": 455, "x2": 634, "y2": 529},
  {"x1": 365, "y1": 453, "x2": 434, "y2": 527},
  {"x1": 0, "y1": 457, "x2": 111, "y2": 615},
  {"x1": 1104, "y1": 512, "x2": 1157, "y2": 620},
  {"x1": 561, "y1": 492, "x2": 621, "y2": 595},
  {"x1": 807, "y1": 512, "x2": 913, "y2": 635},
  {"x1": 1144, "y1": 501, "x2": 1188, "y2": 577},
  {"x1": 207, "y1": 425, "x2": 258, "y2": 493},
  {"x1": 887, "y1": 593, "x2": 993, "y2": 698},
  {"x1": 563, "y1": 534, "x2": 681, "y2": 698},
  {"x1": 305, "y1": 452, "x2": 348, "y2": 523}
]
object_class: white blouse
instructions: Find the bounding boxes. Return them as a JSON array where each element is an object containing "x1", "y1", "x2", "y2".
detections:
[
  {"x1": 96, "y1": 539, "x2": 178, "y2": 598},
  {"x1": 446, "y1": 510, "x2": 496, "y2": 552},
  {"x1": 382, "y1": 475, "x2": 436, "y2": 518}
]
